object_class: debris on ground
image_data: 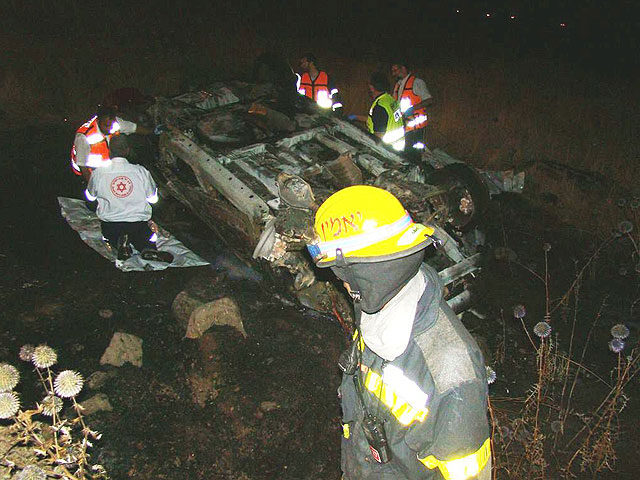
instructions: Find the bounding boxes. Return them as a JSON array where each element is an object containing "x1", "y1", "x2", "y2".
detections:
[
  {"x1": 99, "y1": 332, "x2": 144, "y2": 367},
  {"x1": 80, "y1": 393, "x2": 113, "y2": 415},
  {"x1": 185, "y1": 297, "x2": 246, "y2": 339}
]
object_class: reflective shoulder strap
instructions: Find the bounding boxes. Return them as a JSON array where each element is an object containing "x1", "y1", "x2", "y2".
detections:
[
  {"x1": 405, "y1": 74, "x2": 415, "y2": 92},
  {"x1": 418, "y1": 438, "x2": 491, "y2": 480}
]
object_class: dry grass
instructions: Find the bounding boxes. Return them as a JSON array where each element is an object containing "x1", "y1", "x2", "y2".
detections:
[
  {"x1": 1, "y1": 31, "x2": 637, "y2": 231},
  {"x1": 490, "y1": 231, "x2": 640, "y2": 478},
  {"x1": 2, "y1": 24, "x2": 639, "y2": 478}
]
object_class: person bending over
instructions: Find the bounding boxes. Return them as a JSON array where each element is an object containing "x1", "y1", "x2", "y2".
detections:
[{"x1": 85, "y1": 135, "x2": 173, "y2": 263}]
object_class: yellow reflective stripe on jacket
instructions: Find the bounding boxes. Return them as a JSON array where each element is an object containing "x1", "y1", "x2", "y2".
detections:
[
  {"x1": 354, "y1": 330, "x2": 365, "y2": 352},
  {"x1": 363, "y1": 369, "x2": 429, "y2": 426},
  {"x1": 418, "y1": 438, "x2": 491, "y2": 480}
]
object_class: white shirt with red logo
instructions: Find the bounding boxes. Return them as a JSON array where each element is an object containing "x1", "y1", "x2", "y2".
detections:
[{"x1": 85, "y1": 157, "x2": 158, "y2": 222}]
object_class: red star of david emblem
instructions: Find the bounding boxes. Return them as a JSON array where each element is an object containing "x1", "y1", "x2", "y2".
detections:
[{"x1": 110, "y1": 176, "x2": 133, "y2": 198}]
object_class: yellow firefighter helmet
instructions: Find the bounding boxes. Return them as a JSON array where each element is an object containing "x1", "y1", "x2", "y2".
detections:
[{"x1": 307, "y1": 185, "x2": 434, "y2": 267}]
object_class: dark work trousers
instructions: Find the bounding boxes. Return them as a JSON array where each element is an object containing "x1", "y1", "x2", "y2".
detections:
[
  {"x1": 100, "y1": 221, "x2": 156, "y2": 252},
  {"x1": 403, "y1": 129, "x2": 426, "y2": 164}
]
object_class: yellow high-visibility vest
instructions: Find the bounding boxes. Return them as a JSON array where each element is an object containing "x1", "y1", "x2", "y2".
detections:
[{"x1": 366, "y1": 93, "x2": 405, "y2": 150}]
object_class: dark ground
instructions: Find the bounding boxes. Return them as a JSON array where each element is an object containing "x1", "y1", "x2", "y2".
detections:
[{"x1": 1, "y1": 125, "x2": 639, "y2": 479}]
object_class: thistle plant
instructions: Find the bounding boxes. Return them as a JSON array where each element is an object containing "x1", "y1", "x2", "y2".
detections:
[
  {"x1": 486, "y1": 366, "x2": 497, "y2": 385},
  {"x1": 491, "y1": 230, "x2": 640, "y2": 479},
  {"x1": 0, "y1": 345, "x2": 108, "y2": 480}
]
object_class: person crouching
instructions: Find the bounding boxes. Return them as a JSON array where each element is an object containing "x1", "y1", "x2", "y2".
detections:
[{"x1": 84, "y1": 135, "x2": 173, "y2": 263}]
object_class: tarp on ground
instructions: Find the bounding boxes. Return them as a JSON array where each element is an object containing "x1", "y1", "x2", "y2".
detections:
[{"x1": 58, "y1": 197, "x2": 209, "y2": 272}]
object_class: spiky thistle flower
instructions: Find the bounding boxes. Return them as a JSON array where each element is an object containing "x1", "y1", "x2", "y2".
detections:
[
  {"x1": 609, "y1": 338, "x2": 625, "y2": 353},
  {"x1": 54, "y1": 370, "x2": 83, "y2": 398},
  {"x1": 542, "y1": 243, "x2": 551, "y2": 252},
  {"x1": 486, "y1": 366, "x2": 497, "y2": 385},
  {"x1": 618, "y1": 221, "x2": 634, "y2": 234},
  {"x1": 533, "y1": 321, "x2": 552, "y2": 338},
  {"x1": 32, "y1": 345, "x2": 57, "y2": 369},
  {"x1": 0, "y1": 391, "x2": 20, "y2": 419},
  {"x1": 15, "y1": 465, "x2": 46, "y2": 480},
  {"x1": 513, "y1": 304, "x2": 526, "y2": 319},
  {"x1": 0, "y1": 364, "x2": 20, "y2": 392},
  {"x1": 611, "y1": 324, "x2": 630, "y2": 340},
  {"x1": 41, "y1": 394, "x2": 63, "y2": 417},
  {"x1": 550, "y1": 420, "x2": 564, "y2": 433},
  {"x1": 19, "y1": 344, "x2": 35, "y2": 362}
]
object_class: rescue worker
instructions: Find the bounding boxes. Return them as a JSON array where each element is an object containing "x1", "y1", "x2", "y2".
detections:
[
  {"x1": 306, "y1": 185, "x2": 491, "y2": 480},
  {"x1": 85, "y1": 135, "x2": 173, "y2": 263},
  {"x1": 70, "y1": 105, "x2": 154, "y2": 182},
  {"x1": 349, "y1": 72, "x2": 405, "y2": 151},
  {"x1": 297, "y1": 53, "x2": 343, "y2": 111},
  {"x1": 391, "y1": 62, "x2": 432, "y2": 152}
]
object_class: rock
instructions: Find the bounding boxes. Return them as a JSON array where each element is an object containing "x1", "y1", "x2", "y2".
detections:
[
  {"x1": 259, "y1": 401, "x2": 279, "y2": 412},
  {"x1": 172, "y1": 291, "x2": 204, "y2": 329},
  {"x1": 87, "y1": 370, "x2": 115, "y2": 390},
  {"x1": 99, "y1": 332, "x2": 143, "y2": 367},
  {"x1": 79, "y1": 393, "x2": 113, "y2": 415},
  {"x1": 98, "y1": 309, "x2": 114, "y2": 319},
  {"x1": 185, "y1": 297, "x2": 246, "y2": 339}
]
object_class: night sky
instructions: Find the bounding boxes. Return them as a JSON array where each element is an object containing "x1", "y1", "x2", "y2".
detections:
[{"x1": 2, "y1": 0, "x2": 638, "y2": 72}]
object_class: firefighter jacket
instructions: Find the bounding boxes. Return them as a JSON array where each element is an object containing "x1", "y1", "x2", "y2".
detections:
[
  {"x1": 297, "y1": 71, "x2": 340, "y2": 109},
  {"x1": 366, "y1": 93, "x2": 405, "y2": 151},
  {"x1": 393, "y1": 74, "x2": 428, "y2": 132},
  {"x1": 340, "y1": 265, "x2": 491, "y2": 480}
]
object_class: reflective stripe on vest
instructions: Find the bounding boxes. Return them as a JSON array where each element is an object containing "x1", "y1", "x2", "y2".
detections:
[
  {"x1": 298, "y1": 71, "x2": 334, "y2": 108},
  {"x1": 70, "y1": 144, "x2": 82, "y2": 175},
  {"x1": 366, "y1": 93, "x2": 405, "y2": 151},
  {"x1": 418, "y1": 438, "x2": 491, "y2": 480},
  {"x1": 70, "y1": 116, "x2": 121, "y2": 172},
  {"x1": 393, "y1": 74, "x2": 427, "y2": 132},
  {"x1": 363, "y1": 366, "x2": 429, "y2": 426}
]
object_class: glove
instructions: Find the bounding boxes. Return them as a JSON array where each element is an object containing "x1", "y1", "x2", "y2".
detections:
[
  {"x1": 153, "y1": 124, "x2": 168, "y2": 135},
  {"x1": 347, "y1": 114, "x2": 358, "y2": 121}
]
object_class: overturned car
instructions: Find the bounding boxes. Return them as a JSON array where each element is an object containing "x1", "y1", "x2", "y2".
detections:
[{"x1": 147, "y1": 80, "x2": 494, "y2": 317}]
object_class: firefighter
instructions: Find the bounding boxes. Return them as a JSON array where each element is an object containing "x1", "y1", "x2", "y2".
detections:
[
  {"x1": 306, "y1": 185, "x2": 491, "y2": 480},
  {"x1": 297, "y1": 53, "x2": 342, "y2": 111},
  {"x1": 391, "y1": 61, "x2": 432, "y2": 152},
  {"x1": 70, "y1": 105, "x2": 154, "y2": 182}
]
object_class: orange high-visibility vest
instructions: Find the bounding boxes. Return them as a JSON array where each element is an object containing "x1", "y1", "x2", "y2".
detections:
[
  {"x1": 298, "y1": 71, "x2": 330, "y2": 104},
  {"x1": 393, "y1": 74, "x2": 427, "y2": 132},
  {"x1": 70, "y1": 116, "x2": 120, "y2": 175}
]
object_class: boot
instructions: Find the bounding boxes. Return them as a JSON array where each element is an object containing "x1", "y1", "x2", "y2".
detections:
[
  {"x1": 116, "y1": 235, "x2": 132, "y2": 261},
  {"x1": 141, "y1": 249, "x2": 174, "y2": 264}
]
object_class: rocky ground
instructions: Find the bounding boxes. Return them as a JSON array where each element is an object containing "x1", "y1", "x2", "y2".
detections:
[{"x1": 0, "y1": 125, "x2": 638, "y2": 479}]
